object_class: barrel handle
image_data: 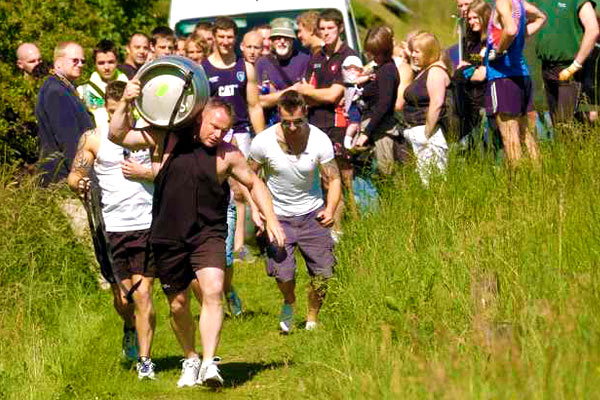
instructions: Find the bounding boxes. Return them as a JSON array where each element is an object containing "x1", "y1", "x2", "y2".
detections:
[{"x1": 168, "y1": 69, "x2": 195, "y2": 129}]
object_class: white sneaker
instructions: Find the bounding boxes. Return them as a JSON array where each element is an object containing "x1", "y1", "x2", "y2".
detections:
[
  {"x1": 279, "y1": 303, "x2": 294, "y2": 333},
  {"x1": 305, "y1": 321, "x2": 317, "y2": 331},
  {"x1": 197, "y1": 362, "x2": 224, "y2": 387},
  {"x1": 177, "y1": 357, "x2": 201, "y2": 388},
  {"x1": 136, "y1": 358, "x2": 156, "y2": 380}
]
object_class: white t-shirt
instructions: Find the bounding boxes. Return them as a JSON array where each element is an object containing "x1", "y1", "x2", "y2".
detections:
[
  {"x1": 94, "y1": 124, "x2": 153, "y2": 232},
  {"x1": 249, "y1": 123, "x2": 334, "y2": 217}
]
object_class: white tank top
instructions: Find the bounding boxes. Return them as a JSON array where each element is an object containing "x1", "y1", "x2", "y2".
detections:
[{"x1": 94, "y1": 125, "x2": 153, "y2": 232}]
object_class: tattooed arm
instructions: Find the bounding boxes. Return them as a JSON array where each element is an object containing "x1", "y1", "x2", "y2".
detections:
[
  {"x1": 67, "y1": 128, "x2": 101, "y2": 198},
  {"x1": 316, "y1": 159, "x2": 342, "y2": 227}
]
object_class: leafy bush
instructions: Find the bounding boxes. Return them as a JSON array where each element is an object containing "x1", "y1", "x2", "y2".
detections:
[{"x1": 0, "y1": 0, "x2": 168, "y2": 166}]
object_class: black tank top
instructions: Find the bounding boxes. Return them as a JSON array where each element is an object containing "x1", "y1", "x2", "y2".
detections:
[
  {"x1": 151, "y1": 132, "x2": 230, "y2": 246},
  {"x1": 403, "y1": 65, "x2": 449, "y2": 128}
]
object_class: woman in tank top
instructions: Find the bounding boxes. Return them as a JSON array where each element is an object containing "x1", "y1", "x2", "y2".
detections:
[{"x1": 402, "y1": 32, "x2": 451, "y2": 185}]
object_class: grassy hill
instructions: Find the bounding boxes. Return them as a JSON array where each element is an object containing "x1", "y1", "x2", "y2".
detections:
[
  {"x1": 2, "y1": 126, "x2": 600, "y2": 398},
  {"x1": 2, "y1": 1, "x2": 599, "y2": 398},
  {"x1": 352, "y1": 0, "x2": 459, "y2": 46}
]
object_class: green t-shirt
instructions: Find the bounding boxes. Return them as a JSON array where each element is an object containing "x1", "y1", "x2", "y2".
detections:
[{"x1": 533, "y1": 0, "x2": 596, "y2": 63}]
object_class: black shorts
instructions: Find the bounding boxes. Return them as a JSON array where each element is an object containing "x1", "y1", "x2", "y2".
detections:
[
  {"x1": 152, "y1": 235, "x2": 226, "y2": 295},
  {"x1": 106, "y1": 229, "x2": 154, "y2": 281}
]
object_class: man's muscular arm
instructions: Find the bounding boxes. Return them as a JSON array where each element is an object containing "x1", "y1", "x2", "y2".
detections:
[
  {"x1": 523, "y1": 1, "x2": 546, "y2": 37},
  {"x1": 230, "y1": 154, "x2": 284, "y2": 246},
  {"x1": 246, "y1": 61, "x2": 266, "y2": 133},
  {"x1": 67, "y1": 128, "x2": 100, "y2": 198},
  {"x1": 108, "y1": 79, "x2": 159, "y2": 150},
  {"x1": 575, "y1": 2, "x2": 600, "y2": 65},
  {"x1": 317, "y1": 159, "x2": 342, "y2": 227},
  {"x1": 295, "y1": 81, "x2": 345, "y2": 104}
]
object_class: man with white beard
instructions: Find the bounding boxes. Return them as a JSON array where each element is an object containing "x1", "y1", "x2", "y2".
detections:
[{"x1": 256, "y1": 17, "x2": 310, "y2": 126}]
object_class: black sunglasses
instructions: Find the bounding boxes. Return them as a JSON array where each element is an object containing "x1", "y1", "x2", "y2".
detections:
[{"x1": 280, "y1": 117, "x2": 307, "y2": 129}]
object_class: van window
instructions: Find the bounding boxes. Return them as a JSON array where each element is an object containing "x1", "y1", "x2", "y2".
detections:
[{"x1": 175, "y1": 9, "x2": 360, "y2": 52}]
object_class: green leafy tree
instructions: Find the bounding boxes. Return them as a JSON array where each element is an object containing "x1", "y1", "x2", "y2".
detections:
[{"x1": 0, "y1": 0, "x2": 168, "y2": 167}]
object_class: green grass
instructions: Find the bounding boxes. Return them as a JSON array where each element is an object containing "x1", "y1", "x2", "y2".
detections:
[
  {"x1": 352, "y1": 0, "x2": 459, "y2": 46},
  {"x1": 1, "y1": 126, "x2": 600, "y2": 398}
]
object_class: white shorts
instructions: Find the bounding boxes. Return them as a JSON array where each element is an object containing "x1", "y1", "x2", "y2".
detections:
[{"x1": 403, "y1": 125, "x2": 448, "y2": 185}]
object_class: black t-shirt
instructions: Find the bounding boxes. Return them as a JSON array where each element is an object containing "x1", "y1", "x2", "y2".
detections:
[
  {"x1": 305, "y1": 43, "x2": 358, "y2": 130},
  {"x1": 362, "y1": 61, "x2": 399, "y2": 136},
  {"x1": 119, "y1": 64, "x2": 138, "y2": 80}
]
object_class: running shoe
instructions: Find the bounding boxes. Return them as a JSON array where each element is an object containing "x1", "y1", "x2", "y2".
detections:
[
  {"x1": 227, "y1": 288, "x2": 243, "y2": 317},
  {"x1": 234, "y1": 245, "x2": 257, "y2": 264},
  {"x1": 331, "y1": 230, "x2": 343, "y2": 244},
  {"x1": 136, "y1": 357, "x2": 156, "y2": 380},
  {"x1": 197, "y1": 361, "x2": 224, "y2": 387},
  {"x1": 177, "y1": 357, "x2": 201, "y2": 388},
  {"x1": 122, "y1": 329, "x2": 138, "y2": 361},
  {"x1": 279, "y1": 303, "x2": 294, "y2": 333},
  {"x1": 305, "y1": 321, "x2": 318, "y2": 331}
]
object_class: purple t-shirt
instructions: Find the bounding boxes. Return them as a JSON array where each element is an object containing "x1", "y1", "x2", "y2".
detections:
[
  {"x1": 255, "y1": 50, "x2": 310, "y2": 91},
  {"x1": 202, "y1": 58, "x2": 250, "y2": 133}
]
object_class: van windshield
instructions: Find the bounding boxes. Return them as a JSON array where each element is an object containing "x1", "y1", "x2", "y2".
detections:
[{"x1": 174, "y1": 9, "x2": 359, "y2": 51}]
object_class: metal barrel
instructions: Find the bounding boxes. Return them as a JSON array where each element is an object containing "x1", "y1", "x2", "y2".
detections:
[{"x1": 134, "y1": 55, "x2": 210, "y2": 128}]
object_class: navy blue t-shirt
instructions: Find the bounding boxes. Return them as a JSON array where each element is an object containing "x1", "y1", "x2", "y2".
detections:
[
  {"x1": 255, "y1": 50, "x2": 310, "y2": 91},
  {"x1": 35, "y1": 75, "x2": 94, "y2": 186},
  {"x1": 256, "y1": 50, "x2": 310, "y2": 126},
  {"x1": 202, "y1": 58, "x2": 250, "y2": 133}
]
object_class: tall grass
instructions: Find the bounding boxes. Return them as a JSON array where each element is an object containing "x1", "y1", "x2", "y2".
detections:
[
  {"x1": 1, "y1": 126, "x2": 600, "y2": 398},
  {"x1": 317, "y1": 125, "x2": 600, "y2": 398},
  {"x1": 0, "y1": 171, "x2": 100, "y2": 398}
]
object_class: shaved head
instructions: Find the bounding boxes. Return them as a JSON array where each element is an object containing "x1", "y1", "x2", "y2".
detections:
[
  {"x1": 16, "y1": 43, "x2": 42, "y2": 75},
  {"x1": 53, "y1": 42, "x2": 85, "y2": 82},
  {"x1": 241, "y1": 31, "x2": 263, "y2": 64}
]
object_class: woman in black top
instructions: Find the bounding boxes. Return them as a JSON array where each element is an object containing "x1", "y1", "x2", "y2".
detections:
[
  {"x1": 402, "y1": 32, "x2": 451, "y2": 185},
  {"x1": 454, "y1": 0, "x2": 491, "y2": 147},
  {"x1": 355, "y1": 25, "x2": 400, "y2": 175}
]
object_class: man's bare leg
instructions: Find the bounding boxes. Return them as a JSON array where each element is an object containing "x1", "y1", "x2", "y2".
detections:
[
  {"x1": 307, "y1": 277, "x2": 327, "y2": 323},
  {"x1": 340, "y1": 162, "x2": 358, "y2": 220},
  {"x1": 277, "y1": 279, "x2": 296, "y2": 332},
  {"x1": 496, "y1": 113, "x2": 523, "y2": 165},
  {"x1": 195, "y1": 267, "x2": 225, "y2": 364},
  {"x1": 277, "y1": 280, "x2": 296, "y2": 305},
  {"x1": 130, "y1": 275, "x2": 155, "y2": 358},
  {"x1": 520, "y1": 115, "x2": 540, "y2": 162},
  {"x1": 111, "y1": 281, "x2": 135, "y2": 328},
  {"x1": 167, "y1": 290, "x2": 198, "y2": 359}
]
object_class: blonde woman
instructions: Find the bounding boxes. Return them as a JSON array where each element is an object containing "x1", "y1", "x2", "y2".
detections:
[{"x1": 402, "y1": 32, "x2": 451, "y2": 185}]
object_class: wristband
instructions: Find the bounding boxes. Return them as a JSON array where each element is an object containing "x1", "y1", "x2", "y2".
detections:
[{"x1": 572, "y1": 60, "x2": 583, "y2": 70}]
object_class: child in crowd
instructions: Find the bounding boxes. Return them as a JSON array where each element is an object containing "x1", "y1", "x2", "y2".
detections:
[{"x1": 341, "y1": 56, "x2": 371, "y2": 150}]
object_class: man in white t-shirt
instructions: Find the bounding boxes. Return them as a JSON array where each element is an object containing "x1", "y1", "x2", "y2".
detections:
[
  {"x1": 249, "y1": 90, "x2": 341, "y2": 332},
  {"x1": 67, "y1": 81, "x2": 156, "y2": 380}
]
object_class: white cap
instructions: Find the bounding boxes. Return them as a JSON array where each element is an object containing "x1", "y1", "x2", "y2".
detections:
[{"x1": 342, "y1": 55, "x2": 363, "y2": 69}]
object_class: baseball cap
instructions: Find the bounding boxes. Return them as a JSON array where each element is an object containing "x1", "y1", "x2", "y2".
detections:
[
  {"x1": 270, "y1": 18, "x2": 296, "y2": 39},
  {"x1": 342, "y1": 55, "x2": 363, "y2": 69}
]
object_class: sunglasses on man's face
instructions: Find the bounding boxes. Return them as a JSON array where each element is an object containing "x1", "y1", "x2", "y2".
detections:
[
  {"x1": 66, "y1": 57, "x2": 85, "y2": 66},
  {"x1": 280, "y1": 118, "x2": 307, "y2": 129}
]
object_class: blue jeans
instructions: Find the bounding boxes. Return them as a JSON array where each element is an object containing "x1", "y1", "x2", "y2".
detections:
[{"x1": 226, "y1": 202, "x2": 236, "y2": 267}]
